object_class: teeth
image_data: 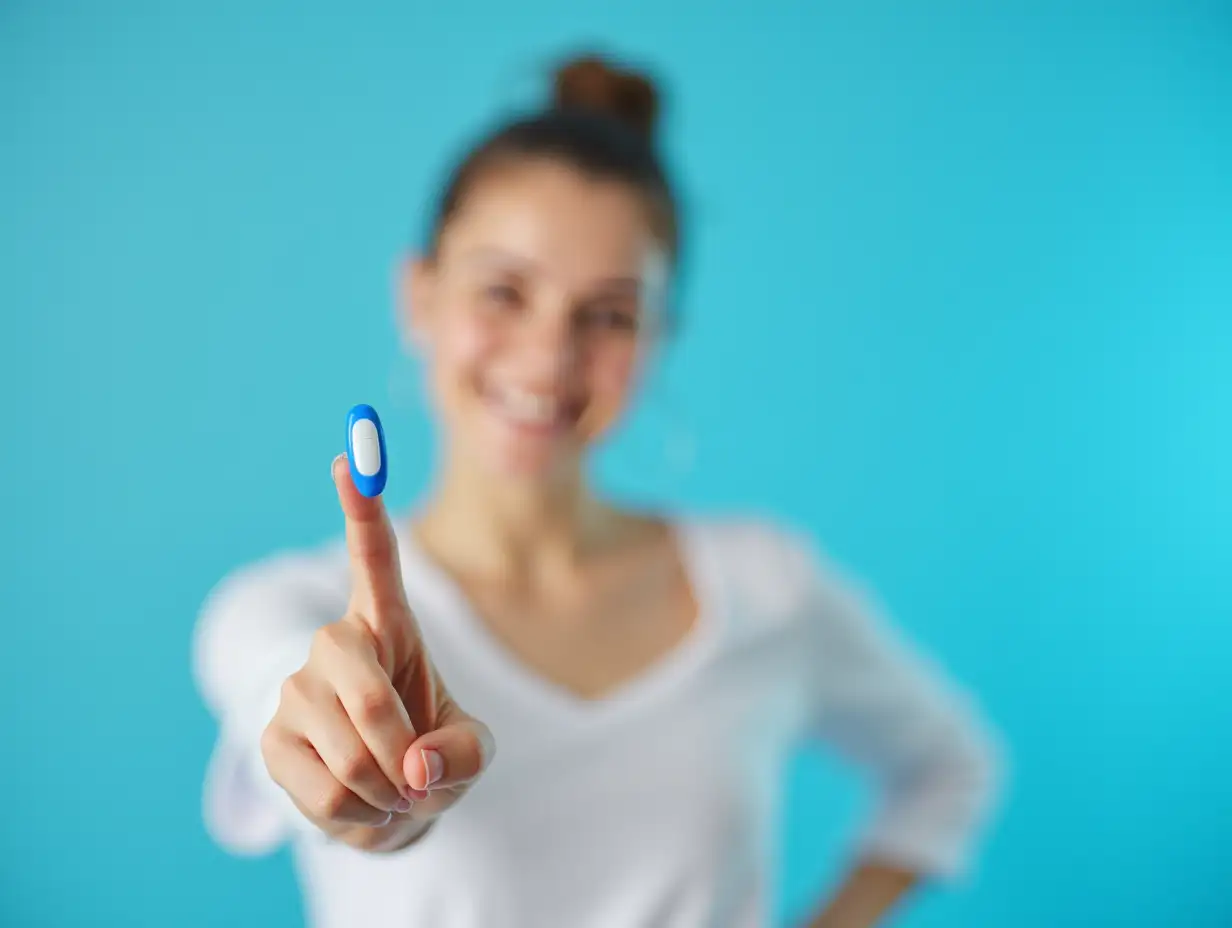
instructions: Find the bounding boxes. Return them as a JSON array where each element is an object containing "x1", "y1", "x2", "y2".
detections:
[{"x1": 497, "y1": 386, "x2": 558, "y2": 424}]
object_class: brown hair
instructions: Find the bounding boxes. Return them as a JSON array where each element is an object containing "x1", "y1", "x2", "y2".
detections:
[{"x1": 425, "y1": 51, "x2": 681, "y2": 286}]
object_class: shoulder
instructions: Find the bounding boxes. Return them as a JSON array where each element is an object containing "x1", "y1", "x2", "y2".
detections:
[
  {"x1": 679, "y1": 512, "x2": 862, "y2": 630},
  {"x1": 683, "y1": 513, "x2": 813, "y2": 573}
]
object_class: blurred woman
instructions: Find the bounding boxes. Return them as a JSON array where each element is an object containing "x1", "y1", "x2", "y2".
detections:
[{"x1": 194, "y1": 51, "x2": 1004, "y2": 928}]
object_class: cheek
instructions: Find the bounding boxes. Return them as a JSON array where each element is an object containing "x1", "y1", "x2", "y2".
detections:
[
  {"x1": 587, "y1": 345, "x2": 642, "y2": 410},
  {"x1": 432, "y1": 313, "x2": 495, "y2": 394}
]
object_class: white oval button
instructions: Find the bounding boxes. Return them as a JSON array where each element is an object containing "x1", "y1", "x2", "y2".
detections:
[{"x1": 351, "y1": 419, "x2": 381, "y2": 476}]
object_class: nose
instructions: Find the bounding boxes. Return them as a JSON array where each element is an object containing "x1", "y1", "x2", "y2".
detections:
[{"x1": 514, "y1": 305, "x2": 577, "y2": 386}]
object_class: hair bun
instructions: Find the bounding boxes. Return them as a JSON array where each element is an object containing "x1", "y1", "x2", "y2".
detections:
[{"x1": 552, "y1": 54, "x2": 660, "y2": 141}]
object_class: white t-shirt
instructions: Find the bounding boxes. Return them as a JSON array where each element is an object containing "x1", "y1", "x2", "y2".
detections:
[{"x1": 193, "y1": 516, "x2": 1003, "y2": 928}]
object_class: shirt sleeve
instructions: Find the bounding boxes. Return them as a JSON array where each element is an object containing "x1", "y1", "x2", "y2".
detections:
[
  {"x1": 191, "y1": 548, "x2": 346, "y2": 855},
  {"x1": 784, "y1": 529, "x2": 1007, "y2": 882}
]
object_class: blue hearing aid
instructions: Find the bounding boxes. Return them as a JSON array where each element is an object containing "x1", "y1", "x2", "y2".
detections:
[{"x1": 346, "y1": 403, "x2": 388, "y2": 497}]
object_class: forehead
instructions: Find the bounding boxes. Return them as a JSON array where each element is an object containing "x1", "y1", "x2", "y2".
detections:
[{"x1": 437, "y1": 159, "x2": 664, "y2": 286}]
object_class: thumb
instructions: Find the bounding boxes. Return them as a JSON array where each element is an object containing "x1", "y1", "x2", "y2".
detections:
[{"x1": 404, "y1": 709, "x2": 496, "y2": 792}]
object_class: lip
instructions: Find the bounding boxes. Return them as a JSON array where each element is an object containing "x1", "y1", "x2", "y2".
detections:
[{"x1": 481, "y1": 383, "x2": 580, "y2": 438}]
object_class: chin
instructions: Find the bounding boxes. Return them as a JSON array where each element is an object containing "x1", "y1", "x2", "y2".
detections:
[
  {"x1": 476, "y1": 427, "x2": 583, "y2": 483},
  {"x1": 459, "y1": 386, "x2": 600, "y2": 483}
]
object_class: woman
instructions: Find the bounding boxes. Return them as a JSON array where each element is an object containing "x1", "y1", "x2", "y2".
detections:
[{"x1": 194, "y1": 52, "x2": 1003, "y2": 928}]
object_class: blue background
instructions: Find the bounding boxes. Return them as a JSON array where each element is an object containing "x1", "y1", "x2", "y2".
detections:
[{"x1": 2, "y1": 3, "x2": 1230, "y2": 926}]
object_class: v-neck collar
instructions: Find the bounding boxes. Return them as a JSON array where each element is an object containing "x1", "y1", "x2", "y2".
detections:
[{"x1": 393, "y1": 517, "x2": 726, "y2": 723}]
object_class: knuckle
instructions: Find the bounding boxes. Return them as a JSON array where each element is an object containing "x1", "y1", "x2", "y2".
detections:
[
  {"x1": 355, "y1": 687, "x2": 395, "y2": 725},
  {"x1": 279, "y1": 672, "x2": 307, "y2": 707},
  {"x1": 338, "y1": 749, "x2": 376, "y2": 785},
  {"x1": 355, "y1": 527, "x2": 393, "y2": 564},
  {"x1": 258, "y1": 724, "x2": 284, "y2": 770},
  {"x1": 314, "y1": 621, "x2": 352, "y2": 657},
  {"x1": 311, "y1": 783, "x2": 352, "y2": 821}
]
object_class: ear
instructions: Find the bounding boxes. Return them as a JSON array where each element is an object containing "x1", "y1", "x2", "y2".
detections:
[{"x1": 396, "y1": 254, "x2": 436, "y2": 354}]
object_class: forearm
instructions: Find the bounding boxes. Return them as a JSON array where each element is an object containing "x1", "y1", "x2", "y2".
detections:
[{"x1": 806, "y1": 859, "x2": 919, "y2": 928}]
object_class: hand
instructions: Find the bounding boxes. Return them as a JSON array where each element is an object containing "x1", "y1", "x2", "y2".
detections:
[
  {"x1": 806, "y1": 859, "x2": 918, "y2": 928},
  {"x1": 259, "y1": 454, "x2": 495, "y2": 851}
]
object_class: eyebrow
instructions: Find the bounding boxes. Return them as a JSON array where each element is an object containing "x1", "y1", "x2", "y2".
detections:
[
  {"x1": 456, "y1": 247, "x2": 644, "y2": 294},
  {"x1": 456, "y1": 246, "x2": 535, "y2": 272}
]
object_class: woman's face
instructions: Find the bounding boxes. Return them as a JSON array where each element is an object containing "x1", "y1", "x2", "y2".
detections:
[{"x1": 403, "y1": 158, "x2": 670, "y2": 483}]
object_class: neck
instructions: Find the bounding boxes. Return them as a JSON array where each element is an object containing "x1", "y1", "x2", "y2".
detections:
[{"x1": 412, "y1": 442, "x2": 621, "y2": 582}]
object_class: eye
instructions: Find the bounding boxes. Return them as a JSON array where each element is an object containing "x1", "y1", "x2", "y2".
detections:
[
  {"x1": 482, "y1": 283, "x2": 522, "y2": 309},
  {"x1": 578, "y1": 302, "x2": 639, "y2": 333}
]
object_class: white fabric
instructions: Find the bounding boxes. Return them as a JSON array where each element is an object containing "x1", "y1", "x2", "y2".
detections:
[{"x1": 192, "y1": 516, "x2": 1004, "y2": 928}]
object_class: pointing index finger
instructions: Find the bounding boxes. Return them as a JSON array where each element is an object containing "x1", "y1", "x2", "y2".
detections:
[{"x1": 334, "y1": 405, "x2": 405, "y2": 622}]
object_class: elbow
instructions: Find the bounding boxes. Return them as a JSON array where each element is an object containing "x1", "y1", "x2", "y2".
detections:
[
  {"x1": 865, "y1": 709, "x2": 1010, "y2": 882},
  {"x1": 954, "y1": 706, "x2": 1010, "y2": 825},
  {"x1": 917, "y1": 702, "x2": 1009, "y2": 836},
  {"x1": 191, "y1": 577, "x2": 232, "y2": 717},
  {"x1": 191, "y1": 570, "x2": 251, "y2": 718},
  {"x1": 191, "y1": 563, "x2": 283, "y2": 720}
]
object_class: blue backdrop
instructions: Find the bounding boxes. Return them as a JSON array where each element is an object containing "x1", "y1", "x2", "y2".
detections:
[{"x1": 2, "y1": 3, "x2": 1229, "y2": 926}]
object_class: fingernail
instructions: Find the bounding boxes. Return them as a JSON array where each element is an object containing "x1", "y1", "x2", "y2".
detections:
[
  {"x1": 422, "y1": 748, "x2": 444, "y2": 788},
  {"x1": 394, "y1": 797, "x2": 413, "y2": 814},
  {"x1": 332, "y1": 453, "x2": 346, "y2": 476},
  {"x1": 377, "y1": 811, "x2": 393, "y2": 827}
]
